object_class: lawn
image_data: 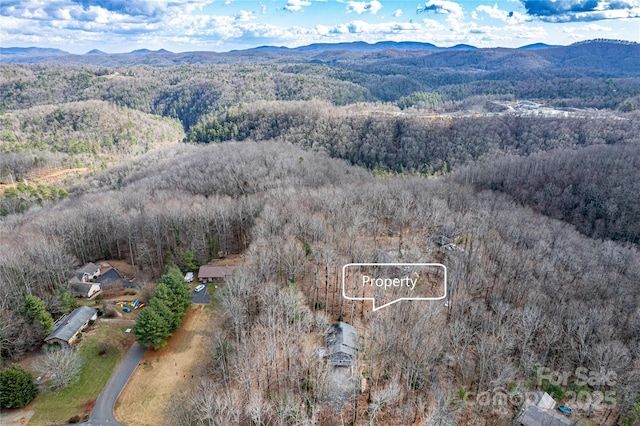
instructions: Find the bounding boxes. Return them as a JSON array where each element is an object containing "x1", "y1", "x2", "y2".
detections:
[
  {"x1": 206, "y1": 282, "x2": 220, "y2": 308},
  {"x1": 27, "y1": 323, "x2": 131, "y2": 425}
]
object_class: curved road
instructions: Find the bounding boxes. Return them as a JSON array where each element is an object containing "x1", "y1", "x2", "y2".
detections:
[{"x1": 83, "y1": 342, "x2": 146, "y2": 426}]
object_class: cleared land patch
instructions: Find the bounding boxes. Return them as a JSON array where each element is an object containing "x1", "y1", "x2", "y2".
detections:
[{"x1": 114, "y1": 304, "x2": 220, "y2": 426}]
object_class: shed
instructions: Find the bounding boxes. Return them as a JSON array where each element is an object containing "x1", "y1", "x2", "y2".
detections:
[
  {"x1": 198, "y1": 265, "x2": 236, "y2": 283},
  {"x1": 44, "y1": 306, "x2": 98, "y2": 347},
  {"x1": 326, "y1": 322, "x2": 360, "y2": 367}
]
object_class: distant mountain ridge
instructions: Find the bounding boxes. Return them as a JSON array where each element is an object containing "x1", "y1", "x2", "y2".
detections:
[
  {"x1": 519, "y1": 43, "x2": 561, "y2": 50},
  {"x1": 0, "y1": 40, "x2": 544, "y2": 60},
  {"x1": 0, "y1": 47, "x2": 70, "y2": 56},
  {"x1": 1, "y1": 39, "x2": 638, "y2": 77}
]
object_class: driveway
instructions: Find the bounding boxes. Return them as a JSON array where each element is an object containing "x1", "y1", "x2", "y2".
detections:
[
  {"x1": 83, "y1": 342, "x2": 146, "y2": 426},
  {"x1": 191, "y1": 283, "x2": 211, "y2": 304},
  {"x1": 96, "y1": 268, "x2": 134, "y2": 288}
]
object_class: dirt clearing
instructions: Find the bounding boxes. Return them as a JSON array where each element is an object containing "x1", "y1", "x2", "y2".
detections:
[{"x1": 114, "y1": 304, "x2": 220, "y2": 426}]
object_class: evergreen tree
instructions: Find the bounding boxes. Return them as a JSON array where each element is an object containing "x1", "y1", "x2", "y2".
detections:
[
  {"x1": 57, "y1": 289, "x2": 78, "y2": 314},
  {"x1": 159, "y1": 266, "x2": 192, "y2": 319},
  {"x1": 133, "y1": 307, "x2": 171, "y2": 350},
  {"x1": 0, "y1": 365, "x2": 38, "y2": 409},
  {"x1": 148, "y1": 291, "x2": 180, "y2": 333},
  {"x1": 182, "y1": 249, "x2": 198, "y2": 272},
  {"x1": 23, "y1": 295, "x2": 54, "y2": 335}
]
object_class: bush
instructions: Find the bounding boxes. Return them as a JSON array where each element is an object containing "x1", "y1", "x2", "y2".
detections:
[
  {"x1": 83, "y1": 399, "x2": 96, "y2": 413},
  {"x1": 103, "y1": 305, "x2": 118, "y2": 318},
  {"x1": 0, "y1": 365, "x2": 38, "y2": 409},
  {"x1": 545, "y1": 383, "x2": 564, "y2": 401},
  {"x1": 96, "y1": 342, "x2": 114, "y2": 356},
  {"x1": 68, "y1": 415, "x2": 81, "y2": 423}
]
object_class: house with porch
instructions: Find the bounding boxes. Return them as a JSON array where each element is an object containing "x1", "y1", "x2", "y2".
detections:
[{"x1": 44, "y1": 306, "x2": 98, "y2": 347}]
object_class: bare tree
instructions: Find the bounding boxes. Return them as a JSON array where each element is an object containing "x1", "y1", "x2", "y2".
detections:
[
  {"x1": 33, "y1": 347, "x2": 83, "y2": 391},
  {"x1": 368, "y1": 380, "x2": 400, "y2": 425}
]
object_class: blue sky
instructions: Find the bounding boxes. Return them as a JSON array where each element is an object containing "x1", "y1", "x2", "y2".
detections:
[{"x1": 1, "y1": 0, "x2": 639, "y2": 53}]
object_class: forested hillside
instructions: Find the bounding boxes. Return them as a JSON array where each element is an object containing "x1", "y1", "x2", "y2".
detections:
[
  {"x1": 456, "y1": 144, "x2": 640, "y2": 244},
  {"x1": 1, "y1": 41, "x2": 640, "y2": 424},
  {"x1": 1, "y1": 142, "x2": 638, "y2": 424},
  {"x1": 188, "y1": 100, "x2": 640, "y2": 174},
  {"x1": 0, "y1": 100, "x2": 183, "y2": 155}
]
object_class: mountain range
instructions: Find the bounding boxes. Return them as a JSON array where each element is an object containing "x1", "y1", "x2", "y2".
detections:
[
  {"x1": 0, "y1": 40, "x2": 561, "y2": 62},
  {"x1": 0, "y1": 40, "x2": 638, "y2": 76}
]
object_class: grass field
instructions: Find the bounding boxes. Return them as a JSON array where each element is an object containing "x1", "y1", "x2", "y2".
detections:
[
  {"x1": 27, "y1": 323, "x2": 133, "y2": 425},
  {"x1": 114, "y1": 304, "x2": 219, "y2": 425}
]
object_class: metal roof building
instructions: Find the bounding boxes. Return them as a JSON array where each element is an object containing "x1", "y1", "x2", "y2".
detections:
[{"x1": 326, "y1": 322, "x2": 360, "y2": 367}]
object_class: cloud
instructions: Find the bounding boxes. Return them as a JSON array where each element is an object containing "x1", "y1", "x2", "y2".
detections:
[
  {"x1": 582, "y1": 22, "x2": 612, "y2": 30},
  {"x1": 421, "y1": 18, "x2": 446, "y2": 31},
  {"x1": 67, "y1": 0, "x2": 203, "y2": 18},
  {"x1": 476, "y1": 4, "x2": 528, "y2": 24},
  {"x1": 417, "y1": 0, "x2": 464, "y2": 21},
  {"x1": 284, "y1": 0, "x2": 311, "y2": 12},
  {"x1": 520, "y1": 0, "x2": 640, "y2": 22},
  {"x1": 510, "y1": 24, "x2": 547, "y2": 38},
  {"x1": 345, "y1": 1, "x2": 383, "y2": 14},
  {"x1": 235, "y1": 10, "x2": 256, "y2": 22},
  {"x1": 393, "y1": 8, "x2": 402, "y2": 17}
]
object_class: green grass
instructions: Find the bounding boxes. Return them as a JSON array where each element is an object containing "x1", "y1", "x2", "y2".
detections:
[
  {"x1": 206, "y1": 283, "x2": 221, "y2": 309},
  {"x1": 27, "y1": 324, "x2": 127, "y2": 425}
]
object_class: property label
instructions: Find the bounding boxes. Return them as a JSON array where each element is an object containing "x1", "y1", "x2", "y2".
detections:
[{"x1": 342, "y1": 263, "x2": 446, "y2": 311}]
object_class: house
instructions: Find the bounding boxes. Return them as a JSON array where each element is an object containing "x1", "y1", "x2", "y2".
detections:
[
  {"x1": 68, "y1": 263, "x2": 102, "y2": 298},
  {"x1": 326, "y1": 322, "x2": 360, "y2": 367},
  {"x1": 44, "y1": 306, "x2": 98, "y2": 347},
  {"x1": 74, "y1": 262, "x2": 101, "y2": 282},
  {"x1": 198, "y1": 265, "x2": 236, "y2": 283},
  {"x1": 69, "y1": 280, "x2": 101, "y2": 298},
  {"x1": 96, "y1": 267, "x2": 133, "y2": 288},
  {"x1": 515, "y1": 391, "x2": 573, "y2": 426}
]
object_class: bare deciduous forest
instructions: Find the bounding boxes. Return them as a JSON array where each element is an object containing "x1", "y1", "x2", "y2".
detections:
[{"x1": 1, "y1": 40, "x2": 639, "y2": 425}]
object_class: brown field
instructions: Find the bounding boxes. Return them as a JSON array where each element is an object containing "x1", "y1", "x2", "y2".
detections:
[
  {"x1": 114, "y1": 304, "x2": 219, "y2": 426},
  {"x1": 0, "y1": 167, "x2": 89, "y2": 193}
]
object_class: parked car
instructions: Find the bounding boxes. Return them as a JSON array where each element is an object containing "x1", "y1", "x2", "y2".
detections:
[
  {"x1": 194, "y1": 284, "x2": 206, "y2": 292},
  {"x1": 184, "y1": 272, "x2": 194, "y2": 283}
]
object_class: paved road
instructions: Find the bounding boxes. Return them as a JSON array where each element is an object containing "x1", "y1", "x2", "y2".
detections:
[{"x1": 83, "y1": 342, "x2": 146, "y2": 426}]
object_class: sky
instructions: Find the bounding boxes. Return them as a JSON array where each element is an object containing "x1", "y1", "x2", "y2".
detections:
[{"x1": 0, "y1": 0, "x2": 639, "y2": 53}]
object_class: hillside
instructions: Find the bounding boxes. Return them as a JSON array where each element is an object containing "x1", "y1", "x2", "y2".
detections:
[
  {"x1": 0, "y1": 100, "x2": 183, "y2": 155},
  {"x1": 0, "y1": 100, "x2": 183, "y2": 184},
  {"x1": 0, "y1": 42, "x2": 639, "y2": 425},
  {"x1": 1, "y1": 142, "x2": 639, "y2": 424},
  {"x1": 2, "y1": 41, "x2": 639, "y2": 122},
  {"x1": 457, "y1": 142, "x2": 640, "y2": 244},
  {"x1": 187, "y1": 100, "x2": 640, "y2": 174}
]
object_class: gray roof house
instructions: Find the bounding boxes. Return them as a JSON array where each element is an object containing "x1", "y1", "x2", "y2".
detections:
[
  {"x1": 515, "y1": 391, "x2": 573, "y2": 426},
  {"x1": 44, "y1": 306, "x2": 98, "y2": 347},
  {"x1": 326, "y1": 322, "x2": 360, "y2": 367},
  {"x1": 75, "y1": 262, "x2": 101, "y2": 282},
  {"x1": 69, "y1": 281, "x2": 101, "y2": 298}
]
